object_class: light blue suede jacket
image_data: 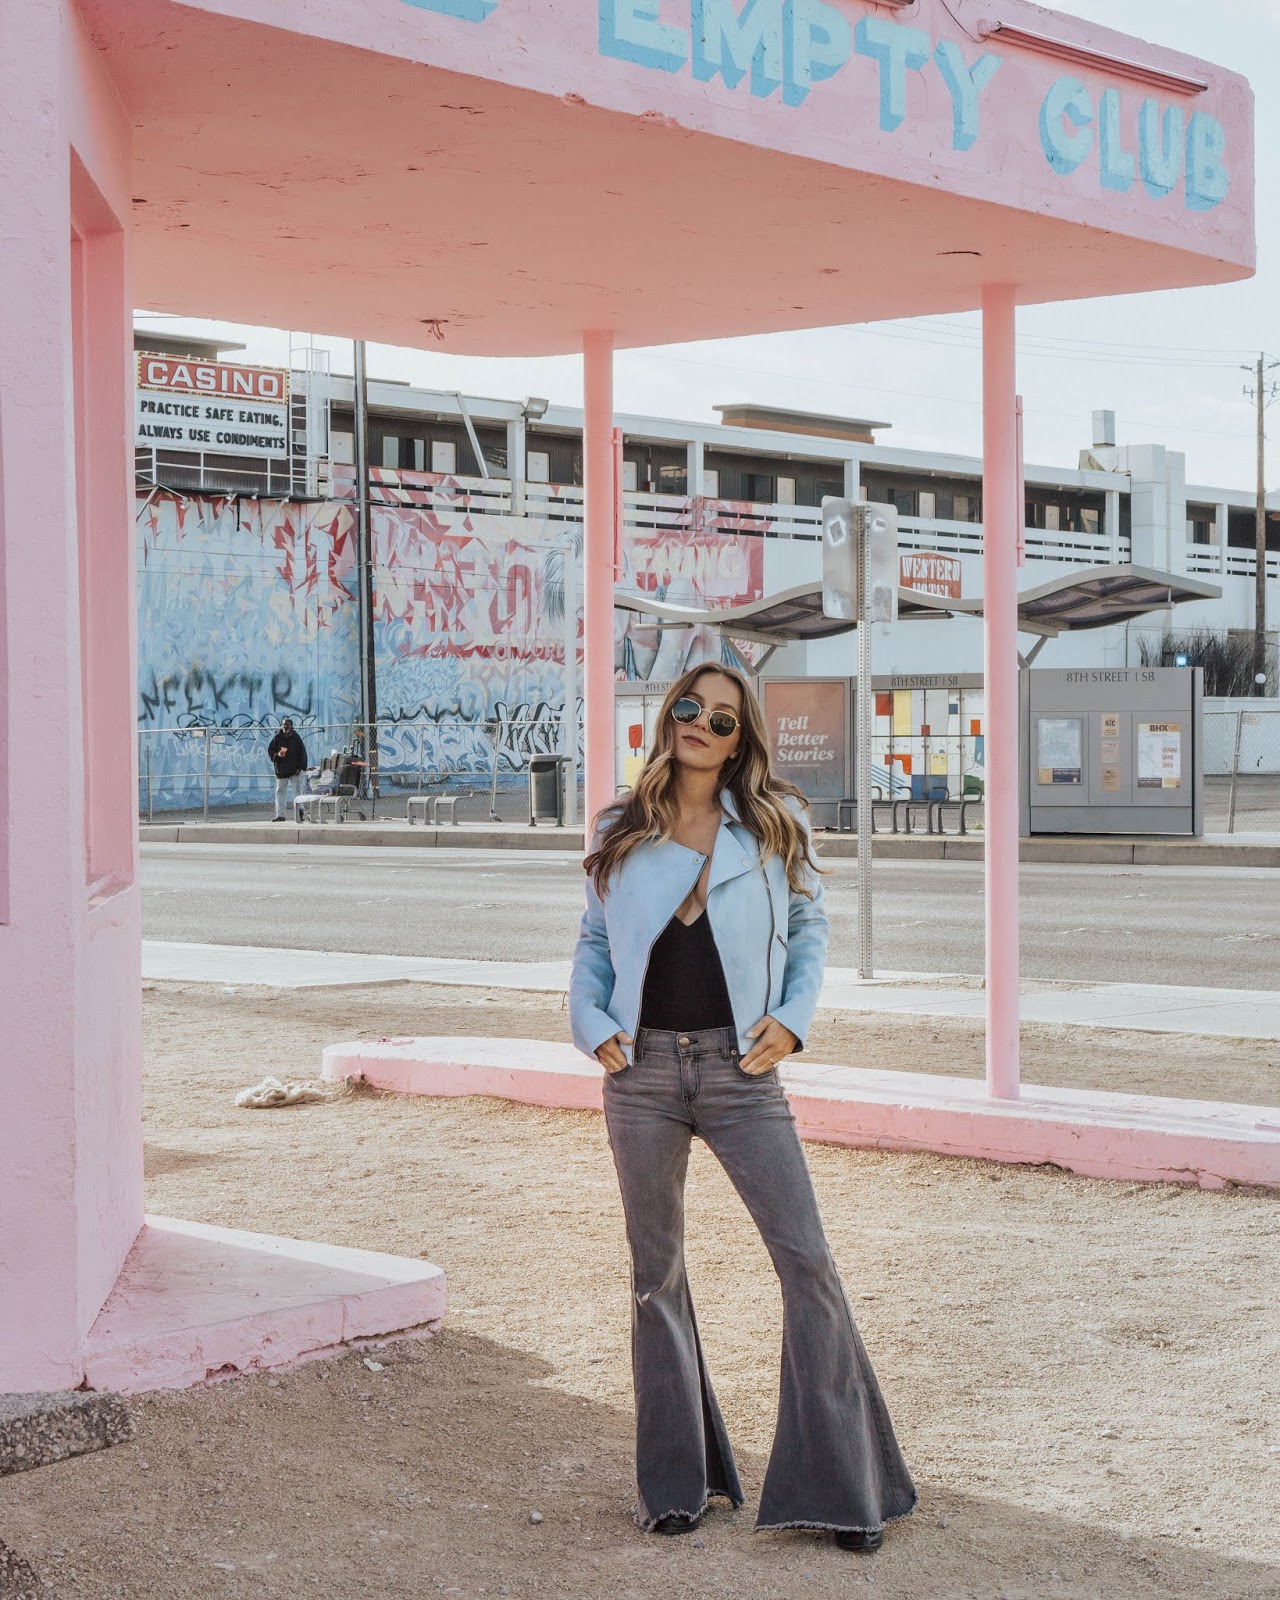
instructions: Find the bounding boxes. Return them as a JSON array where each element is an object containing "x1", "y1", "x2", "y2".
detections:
[{"x1": 568, "y1": 790, "x2": 828, "y2": 1066}]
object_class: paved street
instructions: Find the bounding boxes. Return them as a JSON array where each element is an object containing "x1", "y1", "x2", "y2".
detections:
[{"x1": 141, "y1": 844, "x2": 1280, "y2": 990}]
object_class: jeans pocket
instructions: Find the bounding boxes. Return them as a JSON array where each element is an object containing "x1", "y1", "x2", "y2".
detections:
[{"x1": 730, "y1": 1056, "x2": 778, "y2": 1083}]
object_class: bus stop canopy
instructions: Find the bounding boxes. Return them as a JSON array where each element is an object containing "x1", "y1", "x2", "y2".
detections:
[
  {"x1": 614, "y1": 563, "x2": 1222, "y2": 644},
  {"x1": 0, "y1": 0, "x2": 1261, "y2": 1393},
  {"x1": 85, "y1": 0, "x2": 1254, "y2": 355}
]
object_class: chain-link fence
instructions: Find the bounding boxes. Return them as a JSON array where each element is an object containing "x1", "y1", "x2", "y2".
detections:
[
  {"x1": 138, "y1": 718, "x2": 586, "y2": 826},
  {"x1": 1204, "y1": 707, "x2": 1280, "y2": 834}
]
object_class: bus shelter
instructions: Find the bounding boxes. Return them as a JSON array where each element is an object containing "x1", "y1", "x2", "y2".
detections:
[{"x1": 0, "y1": 0, "x2": 1257, "y2": 1390}]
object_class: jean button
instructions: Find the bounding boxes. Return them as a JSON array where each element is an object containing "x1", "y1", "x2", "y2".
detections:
[{"x1": 677, "y1": 1035, "x2": 691, "y2": 1047}]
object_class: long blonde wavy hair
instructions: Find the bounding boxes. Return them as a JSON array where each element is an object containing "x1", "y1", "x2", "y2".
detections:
[{"x1": 584, "y1": 662, "x2": 824, "y2": 897}]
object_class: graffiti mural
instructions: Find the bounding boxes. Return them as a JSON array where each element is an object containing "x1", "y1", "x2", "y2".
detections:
[
  {"x1": 138, "y1": 492, "x2": 360, "y2": 729},
  {"x1": 137, "y1": 492, "x2": 362, "y2": 808},
  {"x1": 136, "y1": 482, "x2": 774, "y2": 809},
  {"x1": 616, "y1": 498, "x2": 767, "y2": 681}
]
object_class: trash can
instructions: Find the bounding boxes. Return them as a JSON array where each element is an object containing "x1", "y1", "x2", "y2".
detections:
[{"x1": 528, "y1": 754, "x2": 569, "y2": 826}]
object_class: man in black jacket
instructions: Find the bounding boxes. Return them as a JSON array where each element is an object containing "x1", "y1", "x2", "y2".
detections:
[{"x1": 267, "y1": 718, "x2": 308, "y2": 821}]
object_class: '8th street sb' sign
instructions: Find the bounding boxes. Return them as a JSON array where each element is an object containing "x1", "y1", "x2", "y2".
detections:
[{"x1": 135, "y1": 355, "x2": 290, "y2": 459}]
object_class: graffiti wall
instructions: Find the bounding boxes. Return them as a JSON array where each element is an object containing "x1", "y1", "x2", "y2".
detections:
[
  {"x1": 138, "y1": 492, "x2": 361, "y2": 808},
  {"x1": 137, "y1": 485, "x2": 770, "y2": 807},
  {"x1": 616, "y1": 498, "x2": 767, "y2": 680},
  {"x1": 370, "y1": 502, "x2": 579, "y2": 779}
]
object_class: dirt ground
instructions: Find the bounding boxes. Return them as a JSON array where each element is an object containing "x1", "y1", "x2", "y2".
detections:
[{"x1": 1, "y1": 984, "x2": 1277, "y2": 1600}]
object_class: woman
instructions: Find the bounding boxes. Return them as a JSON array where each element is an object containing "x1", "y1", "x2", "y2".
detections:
[{"x1": 569, "y1": 662, "x2": 917, "y2": 1550}]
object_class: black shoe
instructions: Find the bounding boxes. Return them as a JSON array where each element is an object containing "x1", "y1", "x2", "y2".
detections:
[
  {"x1": 272, "y1": 816, "x2": 286, "y2": 822},
  {"x1": 835, "y1": 1529, "x2": 884, "y2": 1553},
  {"x1": 652, "y1": 1513, "x2": 702, "y2": 1536}
]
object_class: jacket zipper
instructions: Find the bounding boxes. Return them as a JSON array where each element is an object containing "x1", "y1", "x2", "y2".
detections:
[{"x1": 764, "y1": 853, "x2": 776, "y2": 1012}]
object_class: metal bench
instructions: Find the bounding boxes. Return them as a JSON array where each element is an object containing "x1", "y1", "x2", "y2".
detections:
[
  {"x1": 406, "y1": 794, "x2": 459, "y2": 825},
  {"x1": 294, "y1": 792, "x2": 349, "y2": 824}
]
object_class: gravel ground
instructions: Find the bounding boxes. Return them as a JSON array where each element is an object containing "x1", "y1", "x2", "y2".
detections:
[{"x1": 0, "y1": 983, "x2": 1276, "y2": 1600}]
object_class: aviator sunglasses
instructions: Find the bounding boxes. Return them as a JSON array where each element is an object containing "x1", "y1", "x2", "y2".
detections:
[{"x1": 671, "y1": 695, "x2": 740, "y2": 739}]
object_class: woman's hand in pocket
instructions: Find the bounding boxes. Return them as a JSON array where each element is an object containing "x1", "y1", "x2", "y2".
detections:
[
  {"x1": 740, "y1": 1016, "x2": 798, "y2": 1075},
  {"x1": 596, "y1": 1032, "x2": 634, "y2": 1075}
]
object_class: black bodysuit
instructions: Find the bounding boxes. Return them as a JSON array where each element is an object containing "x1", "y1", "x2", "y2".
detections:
[{"x1": 637, "y1": 910, "x2": 735, "y2": 1033}]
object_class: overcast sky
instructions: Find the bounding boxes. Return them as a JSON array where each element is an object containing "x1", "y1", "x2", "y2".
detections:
[{"x1": 137, "y1": 0, "x2": 1277, "y2": 493}]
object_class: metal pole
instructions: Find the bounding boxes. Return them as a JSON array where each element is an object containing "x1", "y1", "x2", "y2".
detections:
[
  {"x1": 1227, "y1": 708, "x2": 1244, "y2": 834},
  {"x1": 856, "y1": 513, "x2": 873, "y2": 979},
  {"x1": 455, "y1": 391, "x2": 491, "y2": 480},
  {"x1": 202, "y1": 731, "x2": 210, "y2": 823},
  {"x1": 563, "y1": 535, "x2": 579, "y2": 827},
  {"x1": 1255, "y1": 354, "x2": 1267, "y2": 695},
  {"x1": 353, "y1": 340, "x2": 379, "y2": 766},
  {"x1": 982, "y1": 283, "x2": 1021, "y2": 1102}
]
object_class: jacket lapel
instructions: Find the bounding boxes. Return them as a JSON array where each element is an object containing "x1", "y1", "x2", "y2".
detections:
[{"x1": 707, "y1": 789, "x2": 760, "y2": 891}]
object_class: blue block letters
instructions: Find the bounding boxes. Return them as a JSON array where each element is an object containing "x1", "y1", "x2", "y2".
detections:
[
  {"x1": 401, "y1": 0, "x2": 499, "y2": 20},
  {"x1": 599, "y1": 0, "x2": 689, "y2": 74},
  {"x1": 932, "y1": 40, "x2": 1001, "y2": 152},
  {"x1": 854, "y1": 15, "x2": 930, "y2": 132},
  {"x1": 1039, "y1": 76, "x2": 1093, "y2": 176}
]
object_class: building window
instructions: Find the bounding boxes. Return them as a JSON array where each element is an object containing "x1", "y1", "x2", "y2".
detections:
[
  {"x1": 413, "y1": 439, "x2": 426, "y2": 472},
  {"x1": 888, "y1": 487, "x2": 917, "y2": 517},
  {"x1": 527, "y1": 450, "x2": 550, "y2": 483},
  {"x1": 917, "y1": 490, "x2": 935, "y2": 519},
  {"x1": 777, "y1": 476, "x2": 797, "y2": 505},
  {"x1": 1079, "y1": 507, "x2": 1100, "y2": 536},
  {"x1": 1186, "y1": 506, "x2": 1216, "y2": 545},
  {"x1": 432, "y1": 440, "x2": 457, "y2": 475},
  {"x1": 743, "y1": 472, "x2": 774, "y2": 503},
  {"x1": 621, "y1": 459, "x2": 638, "y2": 492},
  {"x1": 657, "y1": 464, "x2": 688, "y2": 496},
  {"x1": 1044, "y1": 504, "x2": 1060, "y2": 532},
  {"x1": 381, "y1": 436, "x2": 400, "y2": 470},
  {"x1": 702, "y1": 469, "x2": 720, "y2": 497}
]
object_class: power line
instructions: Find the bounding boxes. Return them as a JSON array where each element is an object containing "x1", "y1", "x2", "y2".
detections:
[{"x1": 622, "y1": 348, "x2": 1255, "y2": 442}]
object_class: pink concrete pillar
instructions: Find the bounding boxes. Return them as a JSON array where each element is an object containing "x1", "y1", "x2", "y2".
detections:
[
  {"x1": 582, "y1": 330, "x2": 616, "y2": 833},
  {"x1": 981, "y1": 284, "x2": 1021, "y2": 1101},
  {"x1": 0, "y1": 0, "x2": 143, "y2": 1389}
]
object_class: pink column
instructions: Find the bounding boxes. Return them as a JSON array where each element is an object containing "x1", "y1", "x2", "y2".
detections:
[
  {"x1": 982, "y1": 285, "x2": 1021, "y2": 1101},
  {"x1": 582, "y1": 330, "x2": 616, "y2": 834},
  {"x1": 0, "y1": 0, "x2": 142, "y2": 1390}
]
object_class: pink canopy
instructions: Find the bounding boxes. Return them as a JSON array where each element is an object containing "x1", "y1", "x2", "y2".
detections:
[{"x1": 0, "y1": 0, "x2": 1256, "y2": 1394}]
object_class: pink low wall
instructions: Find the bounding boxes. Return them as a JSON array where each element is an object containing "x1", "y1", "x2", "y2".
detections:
[{"x1": 326, "y1": 1037, "x2": 1280, "y2": 1192}]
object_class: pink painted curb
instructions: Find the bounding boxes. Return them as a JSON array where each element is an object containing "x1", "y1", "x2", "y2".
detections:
[
  {"x1": 325, "y1": 1037, "x2": 1280, "y2": 1192},
  {"x1": 80, "y1": 1216, "x2": 447, "y2": 1394}
]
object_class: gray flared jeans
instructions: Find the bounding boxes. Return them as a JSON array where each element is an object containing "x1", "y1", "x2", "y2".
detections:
[{"x1": 602, "y1": 1025, "x2": 918, "y2": 1534}]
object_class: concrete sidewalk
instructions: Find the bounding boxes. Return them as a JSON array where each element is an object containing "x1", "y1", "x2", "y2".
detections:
[
  {"x1": 142, "y1": 940, "x2": 1280, "y2": 1041},
  {"x1": 137, "y1": 818, "x2": 1280, "y2": 867}
]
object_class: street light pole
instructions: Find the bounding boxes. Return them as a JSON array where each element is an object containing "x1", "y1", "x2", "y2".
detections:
[
  {"x1": 353, "y1": 339, "x2": 378, "y2": 785},
  {"x1": 1244, "y1": 353, "x2": 1278, "y2": 695}
]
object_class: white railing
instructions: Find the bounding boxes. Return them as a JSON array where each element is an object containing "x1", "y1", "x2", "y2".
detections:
[
  {"x1": 164, "y1": 462, "x2": 1166, "y2": 570},
  {"x1": 1186, "y1": 545, "x2": 1280, "y2": 579}
]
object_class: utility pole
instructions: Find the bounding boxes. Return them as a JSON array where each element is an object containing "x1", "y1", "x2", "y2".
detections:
[
  {"x1": 353, "y1": 340, "x2": 379, "y2": 783},
  {"x1": 1244, "y1": 354, "x2": 1279, "y2": 694}
]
